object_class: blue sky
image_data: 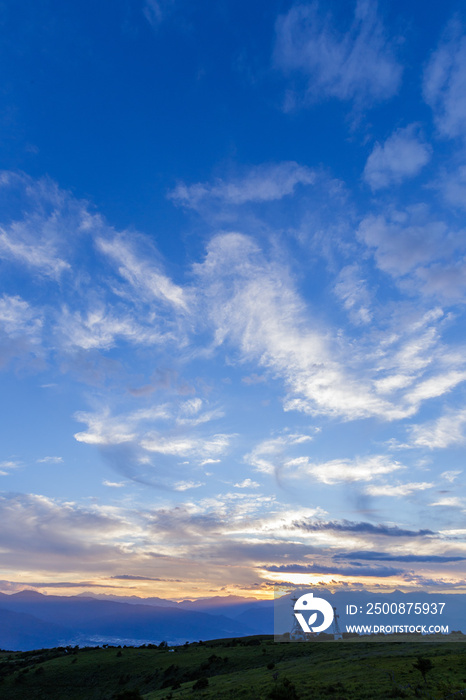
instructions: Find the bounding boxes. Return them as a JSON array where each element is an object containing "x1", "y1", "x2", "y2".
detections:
[{"x1": 1, "y1": 0, "x2": 466, "y2": 599}]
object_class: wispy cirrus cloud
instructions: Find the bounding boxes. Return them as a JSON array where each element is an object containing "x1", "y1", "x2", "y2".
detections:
[
  {"x1": 74, "y1": 406, "x2": 167, "y2": 446},
  {"x1": 0, "y1": 172, "x2": 188, "y2": 363},
  {"x1": 245, "y1": 431, "x2": 315, "y2": 475},
  {"x1": 430, "y1": 496, "x2": 464, "y2": 508},
  {"x1": 73, "y1": 401, "x2": 233, "y2": 489},
  {"x1": 0, "y1": 294, "x2": 44, "y2": 368},
  {"x1": 409, "y1": 408, "x2": 466, "y2": 449},
  {"x1": 441, "y1": 470, "x2": 462, "y2": 483},
  {"x1": 169, "y1": 161, "x2": 315, "y2": 210},
  {"x1": 143, "y1": 0, "x2": 175, "y2": 30},
  {"x1": 173, "y1": 480, "x2": 204, "y2": 491},
  {"x1": 423, "y1": 20, "x2": 466, "y2": 139},
  {"x1": 196, "y1": 232, "x2": 399, "y2": 421},
  {"x1": 274, "y1": 0, "x2": 402, "y2": 109},
  {"x1": 57, "y1": 304, "x2": 170, "y2": 351},
  {"x1": 333, "y1": 264, "x2": 372, "y2": 325},
  {"x1": 364, "y1": 481, "x2": 434, "y2": 497},
  {"x1": 96, "y1": 235, "x2": 188, "y2": 310},
  {"x1": 404, "y1": 370, "x2": 466, "y2": 409},
  {"x1": 0, "y1": 295, "x2": 43, "y2": 340},
  {"x1": 0, "y1": 231, "x2": 70, "y2": 279},
  {"x1": 0, "y1": 171, "x2": 93, "y2": 279},
  {"x1": 286, "y1": 454, "x2": 404, "y2": 485},
  {"x1": 363, "y1": 124, "x2": 431, "y2": 190},
  {"x1": 140, "y1": 432, "x2": 232, "y2": 459}
]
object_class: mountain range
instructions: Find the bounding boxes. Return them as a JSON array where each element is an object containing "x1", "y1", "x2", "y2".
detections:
[
  {"x1": 1, "y1": 588, "x2": 464, "y2": 651},
  {"x1": 0, "y1": 590, "x2": 274, "y2": 650}
]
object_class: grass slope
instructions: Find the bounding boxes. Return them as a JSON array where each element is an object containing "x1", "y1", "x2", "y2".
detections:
[{"x1": 1, "y1": 636, "x2": 465, "y2": 699}]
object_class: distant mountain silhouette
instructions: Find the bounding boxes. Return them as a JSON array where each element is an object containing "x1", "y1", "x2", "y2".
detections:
[
  {"x1": 0, "y1": 607, "x2": 69, "y2": 650},
  {"x1": 0, "y1": 591, "x2": 267, "y2": 651}
]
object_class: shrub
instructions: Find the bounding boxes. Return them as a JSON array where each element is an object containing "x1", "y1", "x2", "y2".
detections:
[
  {"x1": 193, "y1": 677, "x2": 209, "y2": 690},
  {"x1": 413, "y1": 657, "x2": 433, "y2": 684},
  {"x1": 113, "y1": 690, "x2": 143, "y2": 700},
  {"x1": 267, "y1": 677, "x2": 300, "y2": 700}
]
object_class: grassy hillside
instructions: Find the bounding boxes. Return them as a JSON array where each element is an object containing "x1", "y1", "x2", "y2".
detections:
[{"x1": 1, "y1": 636, "x2": 465, "y2": 699}]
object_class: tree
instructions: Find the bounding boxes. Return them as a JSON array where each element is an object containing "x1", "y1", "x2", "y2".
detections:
[{"x1": 413, "y1": 656, "x2": 433, "y2": 684}]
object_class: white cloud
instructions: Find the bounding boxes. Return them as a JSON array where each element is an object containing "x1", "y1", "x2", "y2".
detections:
[
  {"x1": 169, "y1": 161, "x2": 315, "y2": 209},
  {"x1": 242, "y1": 373, "x2": 267, "y2": 385},
  {"x1": 0, "y1": 229, "x2": 70, "y2": 278},
  {"x1": 196, "y1": 233, "x2": 398, "y2": 421},
  {"x1": 357, "y1": 205, "x2": 466, "y2": 302},
  {"x1": 423, "y1": 21, "x2": 466, "y2": 139},
  {"x1": 0, "y1": 460, "x2": 21, "y2": 476},
  {"x1": 141, "y1": 433, "x2": 232, "y2": 459},
  {"x1": 363, "y1": 124, "x2": 431, "y2": 190},
  {"x1": 374, "y1": 374, "x2": 415, "y2": 395},
  {"x1": 410, "y1": 409, "x2": 466, "y2": 449},
  {"x1": 0, "y1": 294, "x2": 44, "y2": 368},
  {"x1": 405, "y1": 371, "x2": 466, "y2": 409},
  {"x1": 357, "y1": 207, "x2": 450, "y2": 278},
  {"x1": 74, "y1": 409, "x2": 137, "y2": 446},
  {"x1": 102, "y1": 480, "x2": 126, "y2": 488},
  {"x1": 74, "y1": 404, "x2": 172, "y2": 447},
  {"x1": 373, "y1": 314, "x2": 446, "y2": 401},
  {"x1": 287, "y1": 454, "x2": 403, "y2": 485},
  {"x1": 234, "y1": 478, "x2": 260, "y2": 489},
  {"x1": 37, "y1": 456, "x2": 63, "y2": 464},
  {"x1": 414, "y1": 259, "x2": 466, "y2": 302},
  {"x1": 0, "y1": 295, "x2": 42, "y2": 339},
  {"x1": 245, "y1": 432, "x2": 315, "y2": 474},
  {"x1": 0, "y1": 492, "x2": 133, "y2": 561},
  {"x1": 197, "y1": 234, "x2": 466, "y2": 424},
  {"x1": 173, "y1": 480, "x2": 204, "y2": 491},
  {"x1": 274, "y1": 0, "x2": 401, "y2": 107},
  {"x1": 441, "y1": 470, "x2": 462, "y2": 482},
  {"x1": 58, "y1": 304, "x2": 168, "y2": 350},
  {"x1": 436, "y1": 165, "x2": 466, "y2": 209},
  {"x1": 143, "y1": 0, "x2": 174, "y2": 29},
  {"x1": 176, "y1": 399, "x2": 224, "y2": 427},
  {"x1": 430, "y1": 496, "x2": 464, "y2": 508},
  {"x1": 333, "y1": 264, "x2": 372, "y2": 325},
  {"x1": 74, "y1": 404, "x2": 233, "y2": 485},
  {"x1": 96, "y1": 235, "x2": 187, "y2": 310},
  {"x1": 180, "y1": 398, "x2": 202, "y2": 415},
  {"x1": 0, "y1": 171, "x2": 94, "y2": 279},
  {"x1": 365, "y1": 481, "x2": 433, "y2": 497}
]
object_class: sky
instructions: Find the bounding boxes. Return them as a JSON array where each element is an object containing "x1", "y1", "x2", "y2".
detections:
[{"x1": 0, "y1": 0, "x2": 466, "y2": 600}]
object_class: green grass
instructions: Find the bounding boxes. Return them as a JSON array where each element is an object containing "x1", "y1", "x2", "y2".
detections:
[{"x1": 0, "y1": 636, "x2": 465, "y2": 699}]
